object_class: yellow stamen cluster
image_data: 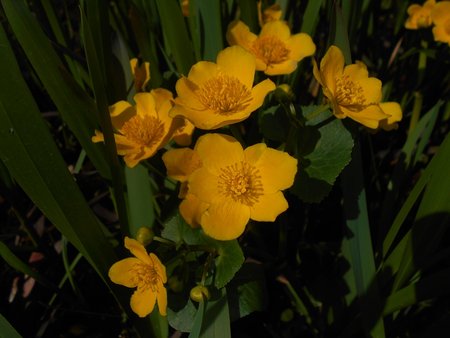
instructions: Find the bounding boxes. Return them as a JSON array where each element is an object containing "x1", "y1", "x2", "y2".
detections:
[
  {"x1": 121, "y1": 115, "x2": 164, "y2": 147},
  {"x1": 335, "y1": 75, "x2": 368, "y2": 111},
  {"x1": 251, "y1": 36, "x2": 290, "y2": 65},
  {"x1": 197, "y1": 74, "x2": 252, "y2": 115},
  {"x1": 132, "y1": 262, "x2": 162, "y2": 292},
  {"x1": 218, "y1": 161, "x2": 263, "y2": 206}
]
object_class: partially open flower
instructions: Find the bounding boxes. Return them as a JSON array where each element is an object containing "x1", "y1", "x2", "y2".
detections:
[
  {"x1": 258, "y1": 1, "x2": 283, "y2": 26},
  {"x1": 405, "y1": 0, "x2": 436, "y2": 29},
  {"x1": 109, "y1": 237, "x2": 167, "y2": 317},
  {"x1": 313, "y1": 45, "x2": 389, "y2": 129},
  {"x1": 92, "y1": 89, "x2": 182, "y2": 168},
  {"x1": 431, "y1": 1, "x2": 450, "y2": 46},
  {"x1": 130, "y1": 58, "x2": 150, "y2": 92},
  {"x1": 227, "y1": 20, "x2": 315, "y2": 75},
  {"x1": 170, "y1": 46, "x2": 275, "y2": 130}
]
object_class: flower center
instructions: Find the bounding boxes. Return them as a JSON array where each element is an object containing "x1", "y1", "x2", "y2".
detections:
[
  {"x1": 218, "y1": 161, "x2": 263, "y2": 206},
  {"x1": 251, "y1": 35, "x2": 290, "y2": 65},
  {"x1": 335, "y1": 75, "x2": 368, "y2": 111},
  {"x1": 132, "y1": 262, "x2": 162, "y2": 292},
  {"x1": 121, "y1": 115, "x2": 164, "y2": 147},
  {"x1": 197, "y1": 75, "x2": 252, "y2": 115}
]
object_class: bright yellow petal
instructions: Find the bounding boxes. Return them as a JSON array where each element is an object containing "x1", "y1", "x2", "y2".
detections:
[
  {"x1": 149, "y1": 253, "x2": 167, "y2": 283},
  {"x1": 124, "y1": 237, "x2": 152, "y2": 264},
  {"x1": 179, "y1": 194, "x2": 209, "y2": 228},
  {"x1": 265, "y1": 60, "x2": 298, "y2": 76},
  {"x1": 312, "y1": 59, "x2": 324, "y2": 87},
  {"x1": 432, "y1": 25, "x2": 450, "y2": 44},
  {"x1": 169, "y1": 104, "x2": 218, "y2": 130},
  {"x1": 172, "y1": 119, "x2": 195, "y2": 146},
  {"x1": 156, "y1": 283, "x2": 168, "y2": 316},
  {"x1": 244, "y1": 78, "x2": 276, "y2": 114},
  {"x1": 345, "y1": 104, "x2": 388, "y2": 129},
  {"x1": 109, "y1": 101, "x2": 135, "y2": 130},
  {"x1": 216, "y1": 46, "x2": 256, "y2": 89},
  {"x1": 431, "y1": 2, "x2": 450, "y2": 25},
  {"x1": 92, "y1": 130, "x2": 104, "y2": 143},
  {"x1": 188, "y1": 167, "x2": 220, "y2": 203},
  {"x1": 108, "y1": 257, "x2": 140, "y2": 288},
  {"x1": 186, "y1": 61, "x2": 220, "y2": 86},
  {"x1": 358, "y1": 77, "x2": 383, "y2": 104},
  {"x1": 151, "y1": 88, "x2": 173, "y2": 112},
  {"x1": 130, "y1": 58, "x2": 138, "y2": 76},
  {"x1": 226, "y1": 20, "x2": 257, "y2": 51},
  {"x1": 259, "y1": 20, "x2": 291, "y2": 41},
  {"x1": 200, "y1": 200, "x2": 250, "y2": 240},
  {"x1": 162, "y1": 148, "x2": 202, "y2": 181},
  {"x1": 379, "y1": 102, "x2": 403, "y2": 130},
  {"x1": 320, "y1": 45, "x2": 345, "y2": 94},
  {"x1": 130, "y1": 288, "x2": 156, "y2": 317},
  {"x1": 244, "y1": 144, "x2": 298, "y2": 193},
  {"x1": 124, "y1": 152, "x2": 145, "y2": 168},
  {"x1": 286, "y1": 33, "x2": 316, "y2": 61},
  {"x1": 173, "y1": 77, "x2": 205, "y2": 111},
  {"x1": 250, "y1": 191, "x2": 288, "y2": 222},
  {"x1": 343, "y1": 62, "x2": 369, "y2": 81},
  {"x1": 134, "y1": 93, "x2": 157, "y2": 118},
  {"x1": 194, "y1": 133, "x2": 244, "y2": 174}
]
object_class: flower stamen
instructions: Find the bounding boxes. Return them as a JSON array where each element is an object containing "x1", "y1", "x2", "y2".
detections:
[
  {"x1": 335, "y1": 75, "x2": 370, "y2": 112},
  {"x1": 197, "y1": 74, "x2": 252, "y2": 115},
  {"x1": 121, "y1": 115, "x2": 164, "y2": 147},
  {"x1": 250, "y1": 35, "x2": 290, "y2": 66}
]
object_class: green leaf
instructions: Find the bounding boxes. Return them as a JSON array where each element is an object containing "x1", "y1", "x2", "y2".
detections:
[
  {"x1": 301, "y1": 0, "x2": 324, "y2": 35},
  {"x1": 237, "y1": 0, "x2": 259, "y2": 33},
  {"x1": 189, "y1": 298, "x2": 206, "y2": 338},
  {"x1": 0, "y1": 313, "x2": 22, "y2": 338},
  {"x1": 258, "y1": 105, "x2": 291, "y2": 142},
  {"x1": 125, "y1": 164, "x2": 156, "y2": 237},
  {"x1": 214, "y1": 240, "x2": 244, "y2": 289},
  {"x1": 168, "y1": 300, "x2": 198, "y2": 333},
  {"x1": 199, "y1": 288, "x2": 231, "y2": 338},
  {"x1": 291, "y1": 112, "x2": 354, "y2": 203},
  {"x1": 1, "y1": 0, "x2": 110, "y2": 178},
  {"x1": 227, "y1": 263, "x2": 266, "y2": 321}
]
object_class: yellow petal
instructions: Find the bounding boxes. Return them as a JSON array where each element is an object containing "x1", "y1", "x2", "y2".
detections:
[
  {"x1": 265, "y1": 60, "x2": 298, "y2": 76},
  {"x1": 109, "y1": 101, "x2": 135, "y2": 130},
  {"x1": 250, "y1": 191, "x2": 288, "y2": 222},
  {"x1": 173, "y1": 77, "x2": 205, "y2": 111},
  {"x1": 244, "y1": 78, "x2": 276, "y2": 114},
  {"x1": 432, "y1": 25, "x2": 450, "y2": 44},
  {"x1": 187, "y1": 61, "x2": 220, "y2": 86},
  {"x1": 226, "y1": 20, "x2": 257, "y2": 51},
  {"x1": 172, "y1": 119, "x2": 195, "y2": 146},
  {"x1": 358, "y1": 77, "x2": 383, "y2": 104},
  {"x1": 345, "y1": 104, "x2": 388, "y2": 129},
  {"x1": 108, "y1": 257, "x2": 140, "y2": 288},
  {"x1": 216, "y1": 46, "x2": 256, "y2": 89},
  {"x1": 379, "y1": 102, "x2": 403, "y2": 130},
  {"x1": 124, "y1": 237, "x2": 152, "y2": 264},
  {"x1": 201, "y1": 200, "x2": 250, "y2": 240},
  {"x1": 134, "y1": 93, "x2": 157, "y2": 118},
  {"x1": 179, "y1": 194, "x2": 209, "y2": 227},
  {"x1": 149, "y1": 253, "x2": 167, "y2": 283},
  {"x1": 162, "y1": 148, "x2": 202, "y2": 181},
  {"x1": 92, "y1": 130, "x2": 104, "y2": 143},
  {"x1": 320, "y1": 45, "x2": 345, "y2": 94},
  {"x1": 188, "y1": 167, "x2": 220, "y2": 203},
  {"x1": 194, "y1": 133, "x2": 244, "y2": 174},
  {"x1": 169, "y1": 104, "x2": 217, "y2": 130},
  {"x1": 259, "y1": 20, "x2": 291, "y2": 41},
  {"x1": 130, "y1": 288, "x2": 156, "y2": 317},
  {"x1": 343, "y1": 62, "x2": 369, "y2": 81},
  {"x1": 312, "y1": 59, "x2": 324, "y2": 87},
  {"x1": 151, "y1": 88, "x2": 173, "y2": 112},
  {"x1": 156, "y1": 283, "x2": 168, "y2": 316},
  {"x1": 124, "y1": 152, "x2": 145, "y2": 168},
  {"x1": 431, "y1": 2, "x2": 450, "y2": 25},
  {"x1": 286, "y1": 33, "x2": 316, "y2": 61},
  {"x1": 244, "y1": 144, "x2": 298, "y2": 193}
]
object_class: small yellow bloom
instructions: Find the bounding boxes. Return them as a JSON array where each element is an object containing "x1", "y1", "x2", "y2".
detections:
[
  {"x1": 313, "y1": 45, "x2": 389, "y2": 129},
  {"x1": 162, "y1": 148, "x2": 207, "y2": 227},
  {"x1": 226, "y1": 20, "x2": 315, "y2": 75},
  {"x1": 405, "y1": 0, "x2": 436, "y2": 29},
  {"x1": 92, "y1": 89, "x2": 182, "y2": 168},
  {"x1": 109, "y1": 237, "x2": 167, "y2": 317},
  {"x1": 431, "y1": 1, "x2": 450, "y2": 46},
  {"x1": 257, "y1": 1, "x2": 283, "y2": 26},
  {"x1": 170, "y1": 46, "x2": 276, "y2": 130},
  {"x1": 379, "y1": 102, "x2": 403, "y2": 131},
  {"x1": 130, "y1": 58, "x2": 150, "y2": 92},
  {"x1": 183, "y1": 133, "x2": 297, "y2": 241}
]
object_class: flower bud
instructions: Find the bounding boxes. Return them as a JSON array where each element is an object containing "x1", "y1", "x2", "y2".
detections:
[
  {"x1": 190, "y1": 285, "x2": 210, "y2": 302},
  {"x1": 136, "y1": 227, "x2": 154, "y2": 246}
]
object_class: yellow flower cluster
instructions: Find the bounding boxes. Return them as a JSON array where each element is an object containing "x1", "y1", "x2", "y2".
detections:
[{"x1": 405, "y1": 0, "x2": 450, "y2": 46}]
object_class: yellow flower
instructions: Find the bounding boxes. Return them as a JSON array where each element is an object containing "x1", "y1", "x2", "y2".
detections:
[
  {"x1": 130, "y1": 58, "x2": 150, "y2": 92},
  {"x1": 170, "y1": 46, "x2": 275, "y2": 130},
  {"x1": 162, "y1": 148, "x2": 207, "y2": 227},
  {"x1": 186, "y1": 133, "x2": 297, "y2": 241},
  {"x1": 226, "y1": 20, "x2": 315, "y2": 75},
  {"x1": 431, "y1": 1, "x2": 450, "y2": 46},
  {"x1": 257, "y1": 1, "x2": 283, "y2": 26},
  {"x1": 379, "y1": 102, "x2": 403, "y2": 131},
  {"x1": 172, "y1": 119, "x2": 195, "y2": 146},
  {"x1": 313, "y1": 45, "x2": 389, "y2": 129},
  {"x1": 92, "y1": 89, "x2": 182, "y2": 168},
  {"x1": 109, "y1": 237, "x2": 167, "y2": 317},
  {"x1": 405, "y1": 0, "x2": 436, "y2": 29}
]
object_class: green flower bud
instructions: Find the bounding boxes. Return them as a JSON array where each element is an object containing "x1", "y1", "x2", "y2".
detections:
[
  {"x1": 190, "y1": 285, "x2": 210, "y2": 302},
  {"x1": 136, "y1": 227, "x2": 154, "y2": 246}
]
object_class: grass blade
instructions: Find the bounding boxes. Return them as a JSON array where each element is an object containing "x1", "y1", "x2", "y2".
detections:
[{"x1": 0, "y1": 313, "x2": 22, "y2": 338}]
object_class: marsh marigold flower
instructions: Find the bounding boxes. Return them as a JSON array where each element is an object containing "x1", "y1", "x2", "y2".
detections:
[
  {"x1": 164, "y1": 133, "x2": 298, "y2": 241},
  {"x1": 109, "y1": 237, "x2": 167, "y2": 317},
  {"x1": 227, "y1": 20, "x2": 315, "y2": 75},
  {"x1": 313, "y1": 45, "x2": 390, "y2": 129},
  {"x1": 431, "y1": 1, "x2": 450, "y2": 46},
  {"x1": 92, "y1": 89, "x2": 182, "y2": 168},
  {"x1": 170, "y1": 46, "x2": 275, "y2": 130},
  {"x1": 405, "y1": 0, "x2": 436, "y2": 29},
  {"x1": 130, "y1": 58, "x2": 150, "y2": 92}
]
